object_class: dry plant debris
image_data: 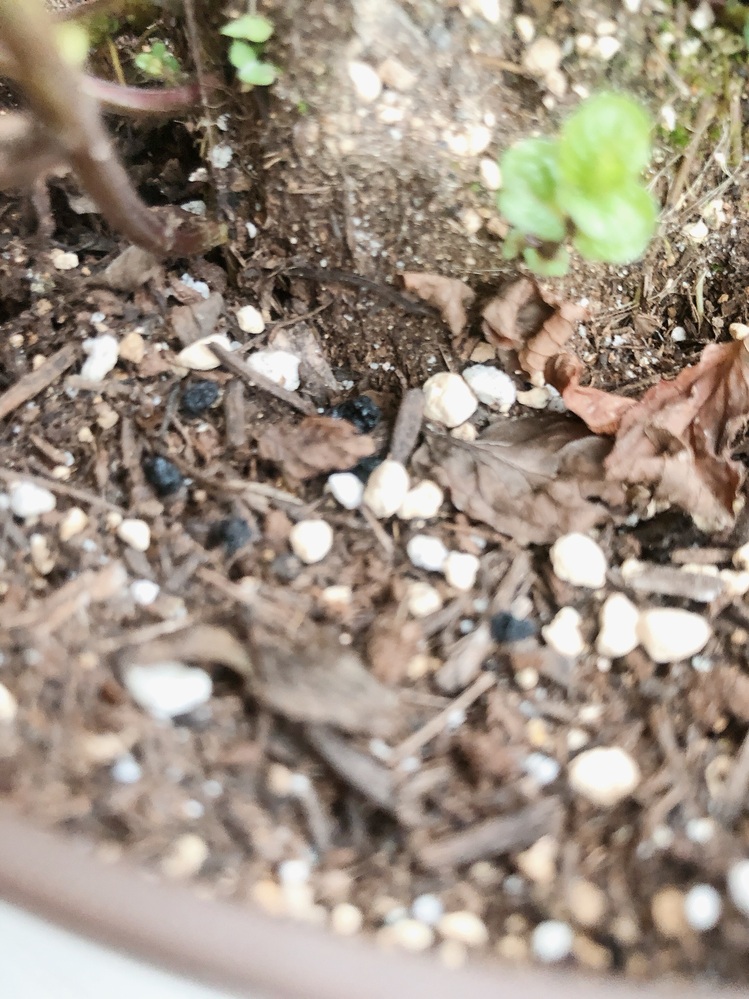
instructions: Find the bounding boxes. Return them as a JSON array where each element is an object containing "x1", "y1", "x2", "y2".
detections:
[{"x1": 4, "y1": 0, "x2": 749, "y2": 989}]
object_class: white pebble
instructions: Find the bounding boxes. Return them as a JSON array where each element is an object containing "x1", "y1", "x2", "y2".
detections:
[
  {"x1": 690, "y1": 1, "x2": 715, "y2": 32},
  {"x1": 412, "y1": 894, "x2": 444, "y2": 926},
  {"x1": 524, "y1": 752, "x2": 561, "y2": 787},
  {"x1": 236, "y1": 305, "x2": 265, "y2": 335},
  {"x1": 9, "y1": 481, "x2": 56, "y2": 519},
  {"x1": 443, "y1": 551, "x2": 480, "y2": 592},
  {"x1": 117, "y1": 518, "x2": 151, "y2": 552},
  {"x1": 331, "y1": 903, "x2": 363, "y2": 936},
  {"x1": 328, "y1": 472, "x2": 364, "y2": 511},
  {"x1": 462, "y1": 365, "x2": 516, "y2": 412},
  {"x1": 596, "y1": 593, "x2": 640, "y2": 658},
  {"x1": 384, "y1": 919, "x2": 434, "y2": 952},
  {"x1": 124, "y1": 661, "x2": 213, "y2": 719},
  {"x1": 568, "y1": 746, "x2": 641, "y2": 808},
  {"x1": 0, "y1": 683, "x2": 17, "y2": 723},
  {"x1": 514, "y1": 14, "x2": 535, "y2": 43},
  {"x1": 479, "y1": 158, "x2": 502, "y2": 192},
  {"x1": 130, "y1": 578, "x2": 160, "y2": 606},
  {"x1": 176, "y1": 334, "x2": 232, "y2": 371},
  {"x1": 522, "y1": 38, "x2": 562, "y2": 77},
  {"x1": 728, "y1": 860, "x2": 749, "y2": 916},
  {"x1": 111, "y1": 753, "x2": 142, "y2": 784},
  {"x1": 685, "y1": 219, "x2": 709, "y2": 244},
  {"x1": 476, "y1": 0, "x2": 500, "y2": 24},
  {"x1": 423, "y1": 372, "x2": 478, "y2": 428},
  {"x1": 247, "y1": 349, "x2": 301, "y2": 390},
  {"x1": 407, "y1": 581, "x2": 444, "y2": 618},
  {"x1": 532, "y1": 920, "x2": 573, "y2": 963},
  {"x1": 398, "y1": 480, "x2": 444, "y2": 520},
  {"x1": 438, "y1": 911, "x2": 488, "y2": 947},
  {"x1": 684, "y1": 884, "x2": 722, "y2": 932},
  {"x1": 289, "y1": 519, "x2": 334, "y2": 564},
  {"x1": 592, "y1": 35, "x2": 621, "y2": 61},
  {"x1": 50, "y1": 248, "x2": 79, "y2": 271},
  {"x1": 58, "y1": 506, "x2": 88, "y2": 541},
  {"x1": 162, "y1": 834, "x2": 209, "y2": 880},
  {"x1": 516, "y1": 386, "x2": 550, "y2": 409},
  {"x1": 363, "y1": 459, "x2": 409, "y2": 518},
  {"x1": 637, "y1": 608, "x2": 711, "y2": 664},
  {"x1": 209, "y1": 143, "x2": 233, "y2": 169},
  {"x1": 671, "y1": 325, "x2": 687, "y2": 342},
  {"x1": 179, "y1": 273, "x2": 210, "y2": 299},
  {"x1": 407, "y1": 534, "x2": 449, "y2": 573},
  {"x1": 81, "y1": 334, "x2": 119, "y2": 382},
  {"x1": 348, "y1": 60, "x2": 382, "y2": 103},
  {"x1": 542, "y1": 607, "x2": 586, "y2": 658},
  {"x1": 550, "y1": 533, "x2": 607, "y2": 589}
]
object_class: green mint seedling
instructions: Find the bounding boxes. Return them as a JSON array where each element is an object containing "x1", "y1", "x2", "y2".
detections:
[
  {"x1": 498, "y1": 93, "x2": 657, "y2": 276},
  {"x1": 134, "y1": 41, "x2": 182, "y2": 82},
  {"x1": 221, "y1": 14, "x2": 279, "y2": 88}
]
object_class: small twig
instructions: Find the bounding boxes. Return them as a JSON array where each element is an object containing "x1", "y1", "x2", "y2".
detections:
[
  {"x1": 715, "y1": 730, "x2": 749, "y2": 824},
  {"x1": 389, "y1": 388, "x2": 425, "y2": 465},
  {"x1": 285, "y1": 265, "x2": 439, "y2": 318},
  {"x1": 209, "y1": 343, "x2": 315, "y2": 415},
  {"x1": 0, "y1": 343, "x2": 78, "y2": 421},
  {"x1": 666, "y1": 97, "x2": 716, "y2": 209},
  {"x1": 0, "y1": 466, "x2": 124, "y2": 512},
  {"x1": 390, "y1": 671, "x2": 496, "y2": 765}
]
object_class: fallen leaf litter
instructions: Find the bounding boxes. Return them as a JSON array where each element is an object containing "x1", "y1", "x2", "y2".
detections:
[{"x1": 4, "y1": 0, "x2": 749, "y2": 987}]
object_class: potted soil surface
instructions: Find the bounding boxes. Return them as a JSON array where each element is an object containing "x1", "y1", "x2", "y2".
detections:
[{"x1": 3, "y1": 0, "x2": 749, "y2": 996}]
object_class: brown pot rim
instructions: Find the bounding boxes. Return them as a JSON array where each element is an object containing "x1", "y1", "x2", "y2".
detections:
[{"x1": 0, "y1": 806, "x2": 738, "y2": 999}]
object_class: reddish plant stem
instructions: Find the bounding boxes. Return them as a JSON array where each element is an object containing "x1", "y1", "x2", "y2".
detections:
[{"x1": 0, "y1": 0, "x2": 224, "y2": 256}]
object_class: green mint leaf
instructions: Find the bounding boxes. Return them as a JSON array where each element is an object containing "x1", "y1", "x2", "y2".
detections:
[
  {"x1": 568, "y1": 183, "x2": 657, "y2": 263},
  {"x1": 221, "y1": 14, "x2": 274, "y2": 44},
  {"x1": 558, "y1": 93, "x2": 652, "y2": 195},
  {"x1": 228, "y1": 40, "x2": 257, "y2": 70},
  {"x1": 523, "y1": 245, "x2": 570, "y2": 276},
  {"x1": 237, "y1": 61, "x2": 279, "y2": 86},
  {"x1": 497, "y1": 138, "x2": 566, "y2": 243}
]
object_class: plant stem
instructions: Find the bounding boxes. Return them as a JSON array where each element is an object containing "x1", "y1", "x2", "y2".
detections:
[{"x1": 0, "y1": 0, "x2": 224, "y2": 256}]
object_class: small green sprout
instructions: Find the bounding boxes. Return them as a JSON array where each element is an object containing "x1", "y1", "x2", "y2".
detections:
[
  {"x1": 497, "y1": 93, "x2": 657, "y2": 276},
  {"x1": 220, "y1": 13, "x2": 279, "y2": 88},
  {"x1": 134, "y1": 41, "x2": 181, "y2": 82}
]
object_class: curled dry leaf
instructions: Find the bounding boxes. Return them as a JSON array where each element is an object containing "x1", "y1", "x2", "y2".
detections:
[
  {"x1": 481, "y1": 278, "x2": 586, "y2": 383},
  {"x1": 549, "y1": 341, "x2": 749, "y2": 532},
  {"x1": 546, "y1": 353, "x2": 637, "y2": 435},
  {"x1": 418, "y1": 414, "x2": 624, "y2": 545},
  {"x1": 402, "y1": 272, "x2": 475, "y2": 339},
  {"x1": 607, "y1": 340, "x2": 749, "y2": 532},
  {"x1": 257, "y1": 415, "x2": 375, "y2": 481}
]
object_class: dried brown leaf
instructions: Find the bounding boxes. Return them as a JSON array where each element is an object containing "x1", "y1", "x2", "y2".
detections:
[
  {"x1": 257, "y1": 415, "x2": 375, "y2": 481},
  {"x1": 546, "y1": 353, "x2": 637, "y2": 435},
  {"x1": 481, "y1": 278, "x2": 585, "y2": 381},
  {"x1": 419, "y1": 415, "x2": 623, "y2": 545},
  {"x1": 402, "y1": 271, "x2": 475, "y2": 338},
  {"x1": 606, "y1": 341, "x2": 749, "y2": 531},
  {"x1": 253, "y1": 626, "x2": 399, "y2": 737}
]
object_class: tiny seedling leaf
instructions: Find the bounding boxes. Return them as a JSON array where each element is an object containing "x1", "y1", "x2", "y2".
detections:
[
  {"x1": 497, "y1": 138, "x2": 566, "y2": 243},
  {"x1": 523, "y1": 245, "x2": 570, "y2": 277},
  {"x1": 237, "y1": 60, "x2": 278, "y2": 87},
  {"x1": 558, "y1": 93, "x2": 652, "y2": 195},
  {"x1": 569, "y1": 184, "x2": 657, "y2": 263},
  {"x1": 221, "y1": 14, "x2": 274, "y2": 44}
]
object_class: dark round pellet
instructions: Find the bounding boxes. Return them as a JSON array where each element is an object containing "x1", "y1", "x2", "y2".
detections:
[
  {"x1": 330, "y1": 395, "x2": 381, "y2": 434},
  {"x1": 350, "y1": 453, "x2": 385, "y2": 483},
  {"x1": 181, "y1": 379, "x2": 220, "y2": 416},
  {"x1": 206, "y1": 517, "x2": 253, "y2": 556},
  {"x1": 490, "y1": 611, "x2": 537, "y2": 644},
  {"x1": 143, "y1": 455, "x2": 184, "y2": 497}
]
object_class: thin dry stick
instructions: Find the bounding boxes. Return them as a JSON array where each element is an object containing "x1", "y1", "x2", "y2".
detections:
[
  {"x1": 0, "y1": 466, "x2": 124, "y2": 512},
  {"x1": 0, "y1": 343, "x2": 78, "y2": 421},
  {"x1": 390, "y1": 671, "x2": 496, "y2": 765},
  {"x1": 666, "y1": 97, "x2": 716, "y2": 209}
]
